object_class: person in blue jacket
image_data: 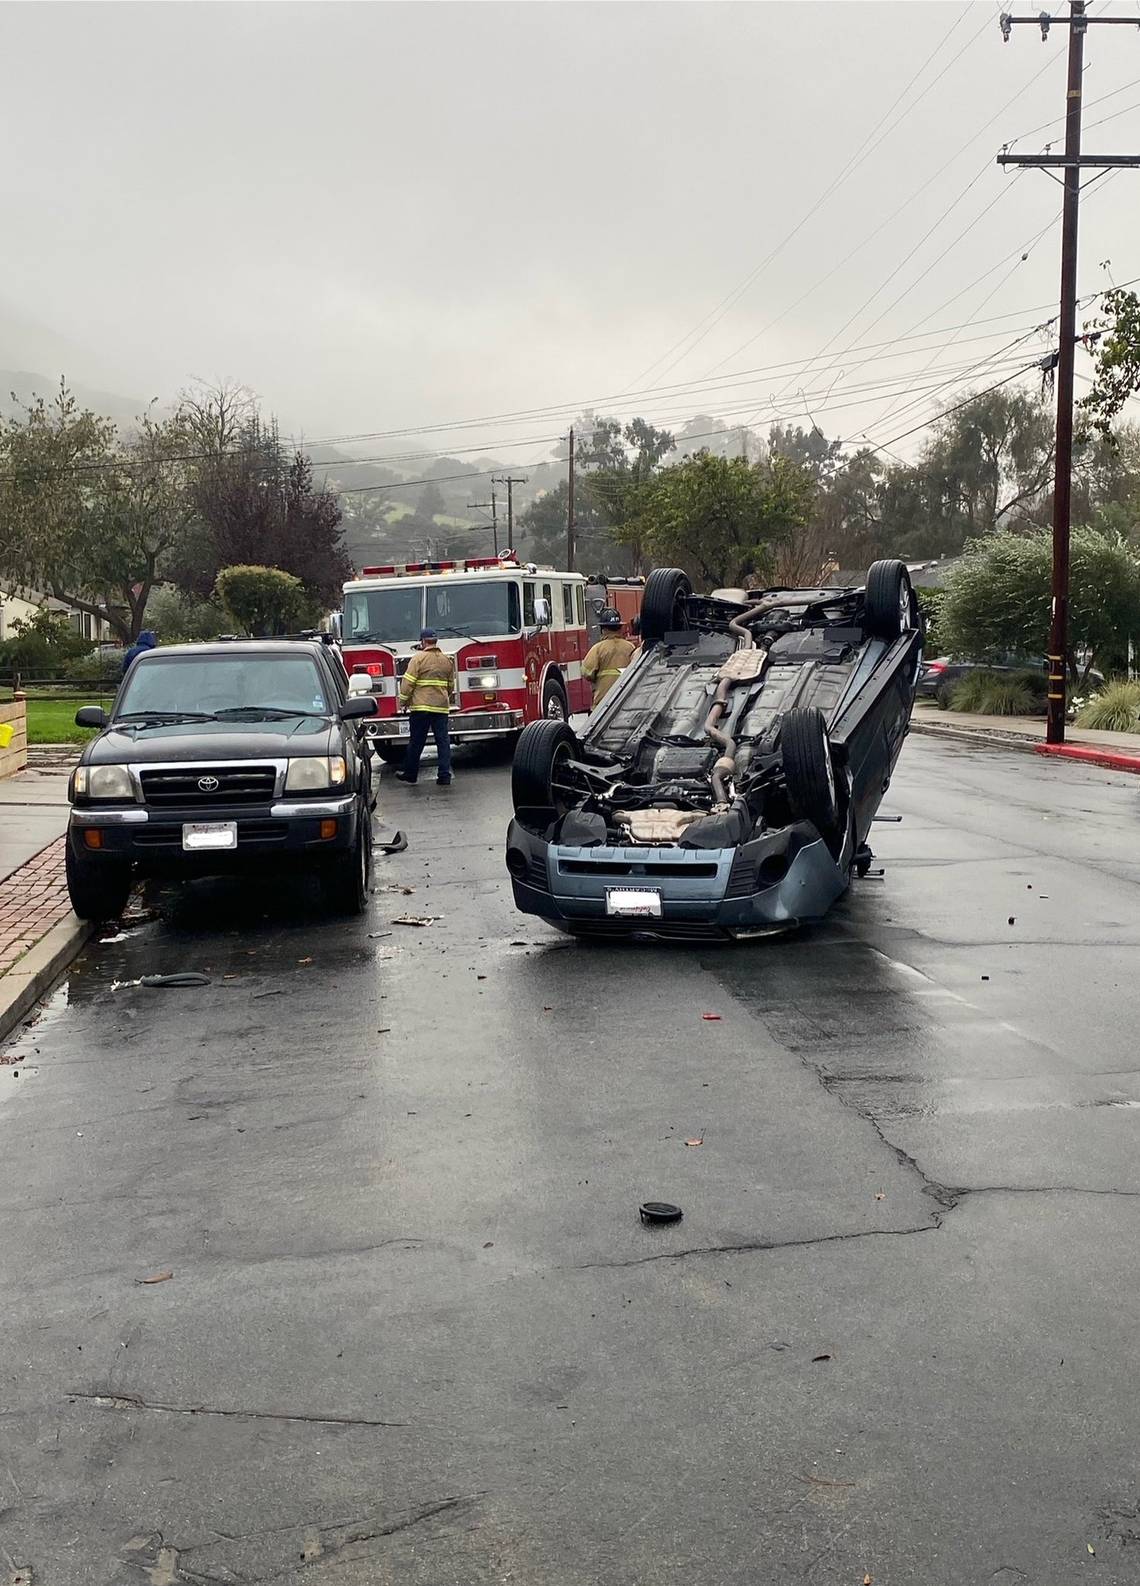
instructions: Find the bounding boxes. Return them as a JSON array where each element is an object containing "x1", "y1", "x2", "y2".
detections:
[{"x1": 121, "y1": 630, "x2": 157, "y2": 676}]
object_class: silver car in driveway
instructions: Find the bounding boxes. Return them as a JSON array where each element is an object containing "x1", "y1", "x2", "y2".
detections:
[{"x1": 505, "y1": 561, "x2": 922, "y2": 941}]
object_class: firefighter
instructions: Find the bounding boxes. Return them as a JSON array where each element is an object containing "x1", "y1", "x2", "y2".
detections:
[
  {"x1": 395, "y1": 629, "x2": 457, "y2": 785},
  {"x1": 582, "y1": 608, "x2": 636, "y2": 708}
]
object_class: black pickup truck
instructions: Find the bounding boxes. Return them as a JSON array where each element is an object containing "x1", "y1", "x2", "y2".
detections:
[{"x1": 65, "y1": 638, "x2": 378, "y2": 919}]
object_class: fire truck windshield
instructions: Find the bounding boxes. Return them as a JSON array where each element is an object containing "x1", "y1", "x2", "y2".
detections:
[{"x1": 345, "y1": 580, "x2": 521, "y2": 644}]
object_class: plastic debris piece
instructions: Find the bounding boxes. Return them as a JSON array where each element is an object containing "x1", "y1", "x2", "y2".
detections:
[
  {"x1": 136, "y1": 1270, "x2": 174, "y2": 1285},
  {"x1": 640, "y1": 1201, "x2": 683, "y2": 1225},
  {"x1": 684, "y1": 1136, "x2": 704, "y2": 1148},
  {"x1": 701, "y1": 1012, "x2": 722, "y2": 1022},
  {"x1": 139, "y1": 973, "x2": 211, "y2": 988},
  {"x1": 812, "y1": 1353, "x2": 832, "y2": 1362},
  {"x1": 392, "y1": 915, "x2": 437, "y2": 927}
]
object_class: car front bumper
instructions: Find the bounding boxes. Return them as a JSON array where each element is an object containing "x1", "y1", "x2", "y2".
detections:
[
  {"x1": 68, "y1": 793, "x2": 360, "y2": 873},
  {"x1": 367, "y1": 708, "x2": 524, "y2": 744},
  {"x1": 505, "y1": 818, "x2": 850, "y2": 939}
]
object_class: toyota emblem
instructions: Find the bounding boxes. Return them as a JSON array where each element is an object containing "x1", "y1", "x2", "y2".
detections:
[{"x1": 197, "y1": 775, "x2": 220, "y2": 793}]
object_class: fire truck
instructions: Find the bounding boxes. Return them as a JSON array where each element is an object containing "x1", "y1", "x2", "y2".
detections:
[{"x1": 340, "y1": 552, "x2": 591, "y2": 760}]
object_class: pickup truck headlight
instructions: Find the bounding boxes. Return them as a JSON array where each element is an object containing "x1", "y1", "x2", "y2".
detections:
[
  {"x1": 285, "y1": 756, "x2": 348, "y2": 792},
  {"x1": 72, "y1": 764, "x2": 133, "y2": 801}
]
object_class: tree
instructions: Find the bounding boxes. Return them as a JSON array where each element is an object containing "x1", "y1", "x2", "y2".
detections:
[
  {"x1": 418, "y1": 481, "x2": 446, "y2": 521},
  {"x1": 1080, "y1": 288, "x2": 1140, "y2": 441},
  {"x1": 0, "y1": 384, "x2": 196, "y2": 642},
  {"x1": 170, "y1": 388, "x2": 352, "y2": 610},
  {"x1": 619, "y1": 451, "x2": 814, "y2": 588},
  {"x1": 215, "y1": 565, "x2": 312, "y2": 636},
  {"x1": 768, "y1": 423, "x2": 843, "y2": 480},
  {"x1": 940, "y1": 528, "x2": 1140, "y2": 686}
]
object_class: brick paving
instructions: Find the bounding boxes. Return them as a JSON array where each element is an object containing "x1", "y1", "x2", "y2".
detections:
[{"x1": 0, "y1": 836, "x2": 73, "y2": 974}]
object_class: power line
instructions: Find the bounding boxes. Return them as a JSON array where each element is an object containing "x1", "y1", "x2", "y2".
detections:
[
  {"x1": 703, "y1": 46, "x2": 1062, "y2": 382},
  {"x1": 620, "y1": 3, "x2": 991, "y2": 394}
]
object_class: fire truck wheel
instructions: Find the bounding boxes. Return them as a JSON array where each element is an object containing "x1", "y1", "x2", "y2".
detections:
[
  {"x1": 374, "y1": 743, "x2": 406, "y2": 767},
  {"x1": 640, "y1": 568, "x2": 692, "y2": 643},
  {"x1": 512, "y1": 719, "x2": 578, "y2": 815},
  {"x1": 542, "y1": 678, "x2": 569, "y2": 722}
]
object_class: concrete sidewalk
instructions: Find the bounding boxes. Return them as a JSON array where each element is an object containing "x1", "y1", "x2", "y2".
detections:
[
  {"x1": 911, "y1": 702, "x2": 1140, "y2": 769},
  {"x1": 0, "y1": 767, "x2": 90, "y2": 1050}
]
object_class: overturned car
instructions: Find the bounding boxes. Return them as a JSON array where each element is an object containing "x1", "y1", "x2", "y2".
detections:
[{"x1": 504, "y1": 560, "x2": 921, "y2": 940}]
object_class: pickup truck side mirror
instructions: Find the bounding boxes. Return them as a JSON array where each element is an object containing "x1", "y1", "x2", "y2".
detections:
[
  {"x1": 533, "y1": 597, "x2": 551, "y2": 628},
  {"x1": 75, "y1": 706, "x2": 109, "y2": 729},
  {"x1": 340, "y1": 696, "x2": 378, "y2": 720}
]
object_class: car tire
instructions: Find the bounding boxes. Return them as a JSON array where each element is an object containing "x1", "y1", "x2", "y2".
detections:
[
  {"x1": 542, "y1": 678, "x2": 569, "y2": 722},
  {"x1": 864, "y1": 558, "x2": 916, "y2": 641},
  {"x1": 781, "y1": 707, "x2": 841, "y2": 850},
  {"x1": 640, "y1": 567, "x2": 692, "y2": 644},
  {"x1": 65, "y1": 843, "x2": 132, "y2": 921},
  {"x1": 511, "y1": 719, "x2": 577, "y2": 814},
  {"x1": 374, "y1": 743, "x2": 406, "y2": 767},
  {"x1": 324, "y1": 799, "x2": 371, "y2": 915}
]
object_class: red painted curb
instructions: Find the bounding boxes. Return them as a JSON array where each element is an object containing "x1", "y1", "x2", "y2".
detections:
[{"x1": 1034, "y1": 743, "x2": 1140, "y2": 774}]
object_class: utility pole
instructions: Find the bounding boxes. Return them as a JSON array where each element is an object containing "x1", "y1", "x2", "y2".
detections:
[
  {"x1": 466, "y1": 495, "x2": 499, "y2": 556},
  {"x1": 566, "y1": 427, "x2": 576, "y2": 573},
  {"x1": 997, "y1": 1, "x2": 1140, "y2": 743},
  {"x1": 494, "y1": 474, "x2": 527, "y2": 555}
]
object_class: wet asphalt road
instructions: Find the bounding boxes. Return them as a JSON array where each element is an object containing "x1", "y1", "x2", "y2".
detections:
[{"x1": 3, "y1": 734, "x2": 1140, "y2": 1585}]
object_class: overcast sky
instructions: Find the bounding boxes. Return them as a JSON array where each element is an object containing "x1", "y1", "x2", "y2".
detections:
[{"x1": 2, "y1": 0, "x2": 1138, "y2": 466}]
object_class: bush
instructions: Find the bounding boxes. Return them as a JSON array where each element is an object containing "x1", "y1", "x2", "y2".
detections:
[
  {"x1": 144, "y1": 586, "x2": 226, "y2": 643},
  {"x1": 215, "y1": 564, "x2": 314, "y2": 636},
  {"x1": 1075, "y1": 680, "x2": 1140, "y2": 732},
  {"x1": 949, "y1": 671, "x2": 1037, "y2": 716},
  {"x1": 0, "y1": 607, "x2": 94, "y2": 673},
  {"x1": 63, "y1": 650, "x2": 124, "y2": 684},
  {"x1": 916, "y1": 587, "x2": 945, "y2": 654}
]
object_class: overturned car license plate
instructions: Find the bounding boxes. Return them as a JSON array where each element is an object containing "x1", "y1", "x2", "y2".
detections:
[
  {"x1": 182, "y1": 821, "x2": 238, "y2": 852},
  {"x1": 605, "y1": 887, "x2": 662, "y2": 918}
]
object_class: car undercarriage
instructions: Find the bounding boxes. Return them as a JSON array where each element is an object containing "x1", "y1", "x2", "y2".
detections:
[{"x1": 505, "y1": 561, "x2": 922, "y2": 940}]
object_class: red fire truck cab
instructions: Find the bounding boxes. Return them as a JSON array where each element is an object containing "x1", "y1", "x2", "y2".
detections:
[{"x1": 341, "y1": 553, "x2": 591, "y2": 759}]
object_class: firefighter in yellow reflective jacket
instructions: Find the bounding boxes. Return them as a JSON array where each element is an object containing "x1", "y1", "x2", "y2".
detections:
[
  {"x1": 582, "y1": 608, "x2": 636, "y2": 708},
  {"x1": 396, "y1": 629, "x2": 457, "y2": 785}
]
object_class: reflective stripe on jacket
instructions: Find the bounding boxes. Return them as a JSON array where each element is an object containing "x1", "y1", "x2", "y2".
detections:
[
  {"x1": 582, "y1": 636, "x2": 636, "y2": 704},
  {"x1": 400, "y1": 646, "x2": 457, "y2": 713}
]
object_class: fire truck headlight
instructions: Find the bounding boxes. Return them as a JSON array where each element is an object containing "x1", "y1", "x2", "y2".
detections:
[{"x1": 477, "y1": 672, "x2": 499, "y2": 690}]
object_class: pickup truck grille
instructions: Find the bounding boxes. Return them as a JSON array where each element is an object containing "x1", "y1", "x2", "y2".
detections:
[{"x1": 138, "y1": 765, "x2": 277, "y2": 807}]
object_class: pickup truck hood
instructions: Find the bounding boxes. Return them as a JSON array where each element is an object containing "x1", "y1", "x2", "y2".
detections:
[{"x1": 82, "y1": 718, "x2": 336, "y2": 766}]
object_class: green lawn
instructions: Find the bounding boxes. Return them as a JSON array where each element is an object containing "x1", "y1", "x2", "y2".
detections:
[{"x1": 25, "y1": 695, "x2": 106, "y2": 744}]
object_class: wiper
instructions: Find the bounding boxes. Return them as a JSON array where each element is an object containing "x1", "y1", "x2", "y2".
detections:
[
  {"x1": 211, "y1": 705, "x2": 330, "y2": 720},
  {"x1": 348, "y1": 630, "x2": 395, "y2": 643},
  {"x1": 116, "y1": 710, "x2": 214, "y2": 724},
  {"x1": 430, "y1": 624, "x2": 472, "y2": 638}
]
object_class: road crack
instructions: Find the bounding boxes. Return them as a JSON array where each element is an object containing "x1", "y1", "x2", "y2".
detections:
[
  {"x1": 68, "y1": 1391, "x2": 407, "y2": 1428},
  {"x1": 572, "y1": 1223, "x2": 940, "y2": 1270}
]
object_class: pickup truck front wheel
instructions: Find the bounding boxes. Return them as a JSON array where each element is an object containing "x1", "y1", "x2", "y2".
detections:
[
  {"x1": 323, "y1": 802, "x2": 372, "y2": 915},
  {"x1": 65, "y1": 843, "x2": 132, "y2": 921}
]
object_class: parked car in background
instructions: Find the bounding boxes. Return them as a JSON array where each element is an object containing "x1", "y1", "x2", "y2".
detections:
[
  {"x1": 918, "y1": 653, "x2": 1105, "y2": 705},
  {"x1": 65, "y1": 637, "x2": 377, "y2": 920}
]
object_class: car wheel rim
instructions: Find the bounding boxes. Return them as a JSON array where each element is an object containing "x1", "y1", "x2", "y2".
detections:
[
  {"x1": 899, "y1": 582, "x2": 913, "y2": 630},
  {"x1": 824, "y1": 741, "x2": 837, "y2": 814}
]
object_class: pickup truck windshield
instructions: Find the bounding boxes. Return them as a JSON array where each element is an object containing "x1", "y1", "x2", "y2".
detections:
[
  {"x1": 117, "y1": 655, "x2": 330, "y2": 719},
  {"x1": 344, "y1": 581, "x2": 522, "y2": 643}
]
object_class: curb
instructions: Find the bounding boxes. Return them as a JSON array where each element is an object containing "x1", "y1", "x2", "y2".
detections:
[
  {"x1": 909, "y1": 719, "x2": 1041, "y2": 755},
  {"x1": 0, "y1": 912, "x2": 93, "y2": 1050},
  {"x1": 1034, "y1": 742, "x2": 1140, "y2": 774}
]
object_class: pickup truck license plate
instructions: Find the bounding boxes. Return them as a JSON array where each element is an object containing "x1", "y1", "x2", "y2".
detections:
[
  {"x1": 605, "y1": 887, "x2": 662, "y2": 918},
  {"x1": 182, "y1": 821, "x2": 238, "y2": 852}
]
